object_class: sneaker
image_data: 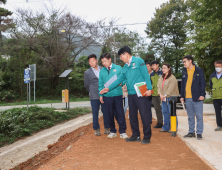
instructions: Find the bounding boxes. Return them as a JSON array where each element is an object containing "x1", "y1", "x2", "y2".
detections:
[
  {"x1": 104, "y1": 128, "x2": 110, "y2": 134},
  {"x1": 214, "y1": 126, "x2": 222, "y2": 131},
  {"x1": 183, "y1": 133, "x2": 195, "y2": 138},
  {"x1": 197, "y1": 134, "x2": 203, "y2": 140},
  {"x1": 107, "y1": 132, "x2": 117, "y2": 138},
  {"x1": 159, "y1": 129, "x2": 168, "y2": 132},
  {"x1": 125, "y1": 136, "x2": 141, "y2": 142},
  {"x1": 120, "y1": 133, "x2": 128, "y2": 139},
  {"x1": 154, "y1": 123, "x2": 163, "y2": 128},
  {"x1": 141, "y1": 138, "x2": 150, "y2": 144},
  {"x1": 168, "y1": 130, "x2": 171, "y2": 133},
  {"x1": 94, "y1": 129, "x2": 101, "y2": 136}
]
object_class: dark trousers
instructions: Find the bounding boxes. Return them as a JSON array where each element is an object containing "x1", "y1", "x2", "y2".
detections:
[
  {"x1": 114, "y1": 108, "x2": 118, "y2": 122},
  {"x1": 148, "y1": 96, "x2": 153, "y2": 123},
  {"x1": 213, "y1": 99, "x2": 222, "y2": 127},
  {"x1": 90, "y1": 99, "x2": 110, "y2": 130},
  {"x1": 103, "y1": 95, "x2": 126, "y2": 133},
  {"x1": 152, "y1": 96, "x2": 163, "y2": 124},
  {"x1": 128, "y1": 94, "x2": 152, "y2": 139}
]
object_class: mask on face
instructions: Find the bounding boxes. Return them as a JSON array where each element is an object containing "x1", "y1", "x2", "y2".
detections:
[{"x1": 215, "y1": 67, "x2": 222, "y2": 73}]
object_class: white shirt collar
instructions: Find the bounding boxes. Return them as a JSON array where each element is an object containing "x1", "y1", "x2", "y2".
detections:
[
  {"x1": 107, "y1": 63, "x2": 112, "y2": 70},
  {"x1": 91, "y1": 66, "x2": 100, "y2": 78},
  {"x1": 91, "y1": 65, "x2": 100, "y2": 71},
  {"x1": 127, "y1": 57, "x2": 132, "y2": 66}
]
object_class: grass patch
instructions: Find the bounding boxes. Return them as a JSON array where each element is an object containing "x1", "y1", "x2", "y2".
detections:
[
  {"x1": 0, "y1": 106, "x2": 91, "y2": 148},
  {"x1": 0, "y1": 97, "x2": 90, "y2": 106},
  {"x1": 204, "y1": 98, "x2": 213, "y2": 104}
]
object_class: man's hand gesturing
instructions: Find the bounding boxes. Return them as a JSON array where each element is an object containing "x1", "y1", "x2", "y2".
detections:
[{"x1": 100, "y1": 88, "x2": 109, "y2": 94}]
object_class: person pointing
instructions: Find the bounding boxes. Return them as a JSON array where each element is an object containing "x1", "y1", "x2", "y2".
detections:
[{"x1": 100, "y1": 46, "x2": 152, "y2": 144}]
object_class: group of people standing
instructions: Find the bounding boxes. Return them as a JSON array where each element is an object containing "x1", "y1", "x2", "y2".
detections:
[{"x1": 84, "y1": 45, "x2": 222, "y2": 145}]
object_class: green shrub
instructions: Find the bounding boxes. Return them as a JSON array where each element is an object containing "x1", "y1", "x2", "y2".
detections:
[
  {"x1": 0, "y1": 106, "x2": 91, "y2": 147},
  {"x1": 204, "y1": 98, "x2": 213, "y2": 104}
]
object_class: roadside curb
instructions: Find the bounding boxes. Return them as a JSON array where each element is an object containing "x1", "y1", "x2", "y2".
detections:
[{"x1": 177, "y1": 133, "x2": 217, "y2": 170}]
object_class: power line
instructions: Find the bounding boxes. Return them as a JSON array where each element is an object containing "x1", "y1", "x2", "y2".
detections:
[{"x1": 113, "y1": 23, "x2": 147, "y2": 27}]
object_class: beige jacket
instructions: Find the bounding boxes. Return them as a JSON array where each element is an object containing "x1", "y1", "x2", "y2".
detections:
[
  {"x1": 122, "y1": 84, "x2": 128, "y2": 98},
  {"x1": 157, "y1": 74, "x2": 179, "y2": 97}
]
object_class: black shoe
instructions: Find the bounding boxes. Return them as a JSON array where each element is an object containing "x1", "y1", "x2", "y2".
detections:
[
  {"x1": 141, "y1": 138, "x2": 150, "y2": 144},
  {"x1": 125, "y1": 136, "x2": 141, "y2": 142},
  {"x1": 197, "y1": 134, "x2": 202, "y2": 140},
  {"x1": 154, "y1": 123, "x2": 163, "y2": 128},
  {"x1": 183, "y1": 133, "x2": 195, "y2": 138}
]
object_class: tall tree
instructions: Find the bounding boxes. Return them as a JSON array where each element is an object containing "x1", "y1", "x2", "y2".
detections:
[
  {"x1": 0, "y1": 0, "x2": 13, "y2": 53},
  {"x1": 187, "y1": 0, "x2": 222, "y2": 84},
  {"x1": 5, "y1": 5, "x2": 104, "y2": 93},
  {"x1": 145, "y1": 0, "x2": 189, "y2": 74},
  {"x1": 100, "y1": 20, "x2": 148, "y2": 66}
]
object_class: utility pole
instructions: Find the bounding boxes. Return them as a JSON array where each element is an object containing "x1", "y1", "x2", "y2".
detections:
[{"x1": 112, "y1": 24, "x2": 116, "y2": 64}]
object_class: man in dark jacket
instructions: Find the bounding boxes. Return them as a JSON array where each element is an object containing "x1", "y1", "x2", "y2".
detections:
[
  {"x1": 180, "y1": 55, "x2": 206, "y2": 140},
  {"x1": 84, "y1": 54, "x2": 110, "y2": 136},
  {"x1": 210, "y1": 60, "x2": 222, "y2": 131}
]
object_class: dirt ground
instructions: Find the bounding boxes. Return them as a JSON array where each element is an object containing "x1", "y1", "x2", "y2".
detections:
[{"x1": 12, "y1": 112, "x2": 212, "y2": 170}]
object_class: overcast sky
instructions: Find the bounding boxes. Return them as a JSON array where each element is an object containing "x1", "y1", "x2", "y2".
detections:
[{"x1": 1, "y1": 0, "x2": 168, "y2": 38}]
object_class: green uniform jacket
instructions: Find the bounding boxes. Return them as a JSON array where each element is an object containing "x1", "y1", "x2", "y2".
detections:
[
  {"x1": 150, "y1": 69, "x2": 163, "y2": 96},
  {"x1": 210, "y1": 71, "x2": 222, "y2": 99},
  {"x1": 108, "y1": 56, "x2": 152, "y2": 95},
  {"x1": 98, "y1": 63, "x2": 123, "y2": 97}
]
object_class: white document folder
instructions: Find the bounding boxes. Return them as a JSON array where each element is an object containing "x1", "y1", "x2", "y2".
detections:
[{"x1": 104, "y1": 74, "x2": 117, "y2": 88}]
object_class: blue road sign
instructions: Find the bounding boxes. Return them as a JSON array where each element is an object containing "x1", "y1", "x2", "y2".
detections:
[{"x1": 24, "y1": 68, "x2": 30, "y2": 84}]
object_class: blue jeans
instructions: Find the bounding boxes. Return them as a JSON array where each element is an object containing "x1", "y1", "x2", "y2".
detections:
[
  {"x1": 186, "y1": 98, "x2": 204, "y2": 135},
  {"x1": 90, "y1": 99, "x2": 110, "y2": 130},
  {"x1": 162, "y1": 99, "x2": 171, "y2": 131},
  {"x1": 124, "y1": 97, "x2": 128, "y2": 115}
]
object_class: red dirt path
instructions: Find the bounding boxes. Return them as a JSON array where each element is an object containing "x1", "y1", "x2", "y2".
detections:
[{"x1": 13, "y1": 112, "x2": 212, "y2": 170}]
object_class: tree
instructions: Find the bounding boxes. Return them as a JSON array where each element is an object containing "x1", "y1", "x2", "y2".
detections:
[
  {"x1": 145, "y1": 0, "x2": 189, "y2": 74},
  {"x1": 7, "y1": 5, "x2": 103, "y2": 89},
  {"x1": 140, "y1": 50, "x2": 156, "y2": 63},
  {"x1": 99, "y1": 19, "x2": 148, "y2": 66},
  {"x1": 186, "y1": 0, "x2": 222, "y2": 84},
  {"x1": 0, "y1": 0, "x2": 13, "y2": 53}
]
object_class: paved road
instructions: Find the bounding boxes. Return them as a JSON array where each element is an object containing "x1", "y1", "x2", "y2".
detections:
[{"x1": 0, "y1": 101, "x2": 91, "y2": 111}]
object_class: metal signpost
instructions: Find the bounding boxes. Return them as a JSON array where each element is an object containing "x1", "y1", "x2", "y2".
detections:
[
  {"x1": 24, "y1": 68, "x2": 31, "y2": 110},
  {"x1": 29, "y1": 64, "x2": 36, "y2": 102},
  {"x1": 59, "y1": 70, "x2": 72, "y2": 109}
]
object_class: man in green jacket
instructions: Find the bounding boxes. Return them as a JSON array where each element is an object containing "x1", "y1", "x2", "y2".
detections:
[
  {"x1": 210, "y1": 60, "x2": 222, "y2": 131},
  {"x1": 150, "y1": 60, "x2": 163, "y2": 128},
  {"x1": 99, "y1": 53, "x2": 128, "y2": 139},
  {"x1": 100, "y1": 46, "x2": 152, "y2": 144}
]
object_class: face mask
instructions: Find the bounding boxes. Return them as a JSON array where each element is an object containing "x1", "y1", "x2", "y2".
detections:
[{"x1": 215, "y1": 67, "x2": 222, "y2": 73}]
